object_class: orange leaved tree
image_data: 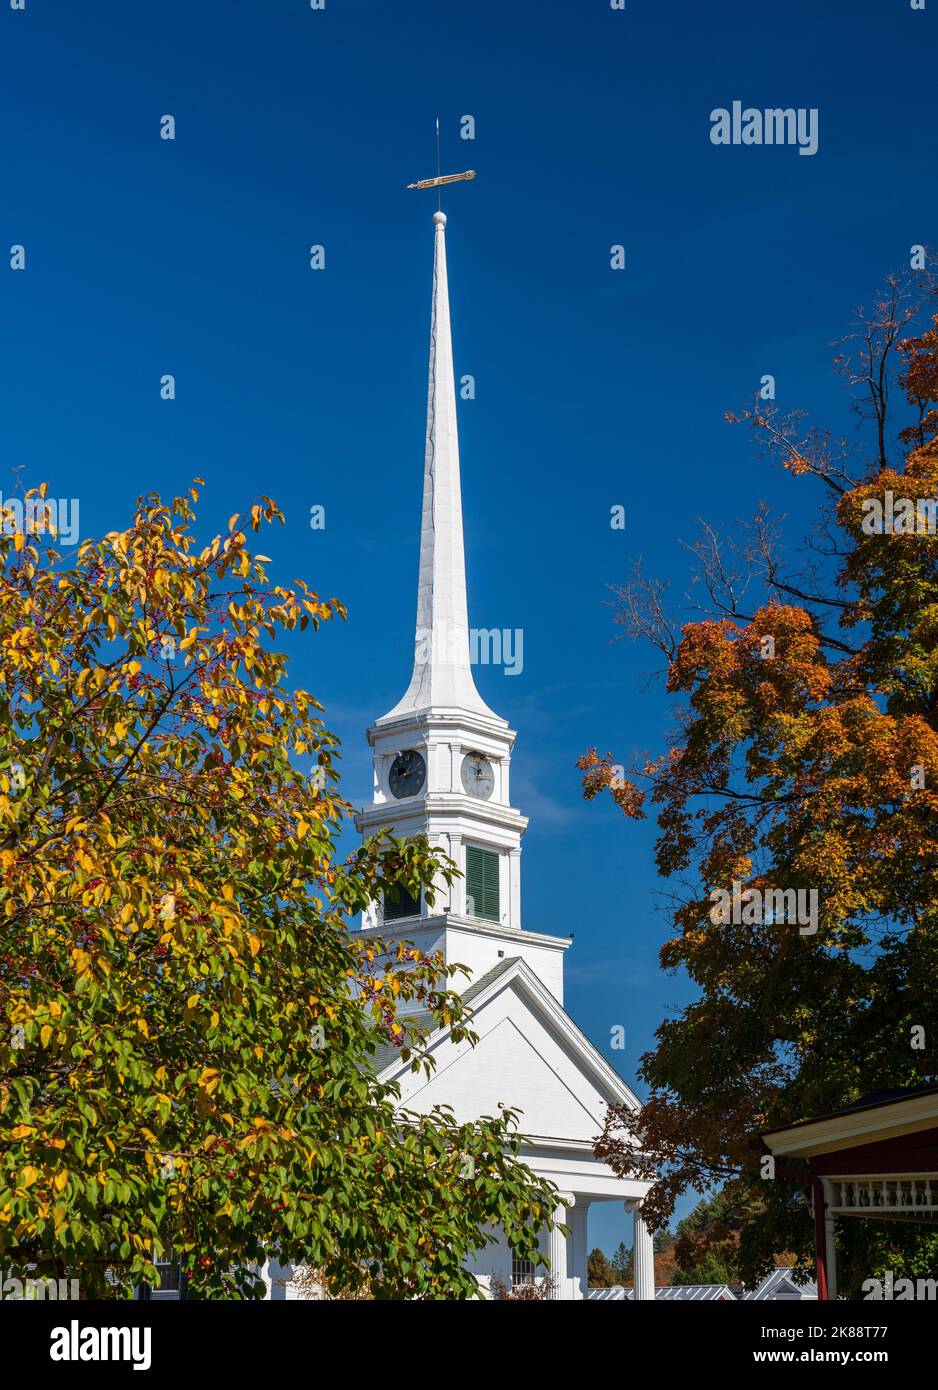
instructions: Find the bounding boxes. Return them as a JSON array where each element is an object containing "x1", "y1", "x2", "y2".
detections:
[{"x1": 580, "y1": 270, "x2": 938, "y2": 1295}]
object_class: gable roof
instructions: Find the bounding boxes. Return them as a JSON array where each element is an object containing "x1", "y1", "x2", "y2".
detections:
[
  {"x1": 740, "y1": 1267, "x2": 818, "y2": 1300},
  {"x1": 373, "y1": 955, "x2": 641, "y2": 1119},
  {"x1": 761, "y1": 1085, "x2": 938, "y2": 1158}
]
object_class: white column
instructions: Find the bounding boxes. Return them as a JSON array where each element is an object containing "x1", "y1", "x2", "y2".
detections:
[
  {"x1": 820, "y1": 1178, "x2": 838, "y2": 1300},
  {"x1": 263, "y1": 1257, "x2": 290, "y2": 1300},
  {"x1": 546, "y1": 1194, "x2": 572, "y2": 1300},
  {"x1": 509, "y1": 847, "x2": 521, "y2": 930},
  {"x1": 631, "y1": 1202, "x2": 655, "y2": 1301},
  {"x1": 425, "y1": 833, "x2": 444, "y2": 920},
  {"x1": 448, "y1": 833, "x2": 463, "y2": 915},
  {"x1": 568, "y1": 1201, "x2": 589, "y2": 1300}
]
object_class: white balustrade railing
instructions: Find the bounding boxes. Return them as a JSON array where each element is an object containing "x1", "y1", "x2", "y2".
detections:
[{"x1": 829, "y1": 1176, "x2": 937, "y2": 1215}]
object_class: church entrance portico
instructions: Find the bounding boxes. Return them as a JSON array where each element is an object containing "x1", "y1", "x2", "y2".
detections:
[
  {"x1": 375, "y1": 954, "x2": 653, "y2": 1301},
  {"x1": 461, "y1": 1187, "x2": 655, "y2": 1301}
]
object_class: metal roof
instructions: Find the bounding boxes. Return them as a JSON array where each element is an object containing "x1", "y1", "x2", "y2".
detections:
[
  {"x1": 624, "y1": 1284, "x2": 737, "y2": 1301},
  {"x1": 739, "y1": 1267, "x2": 818, "y2": 1300}
]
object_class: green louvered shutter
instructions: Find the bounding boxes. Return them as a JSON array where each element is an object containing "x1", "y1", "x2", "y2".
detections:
[
  {"x1": 465, "y1": 847, "x2": 484, "y2": 918},
  {"x1": 466, "y1": 846, "x2": 500, "y2": 922}
]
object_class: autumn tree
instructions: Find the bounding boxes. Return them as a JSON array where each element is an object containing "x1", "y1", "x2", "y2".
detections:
[
  {"x1": 669, "y1": 1190, "x2": 741, "y2": 1287},
  {"x1": 0, "y1": 484, "x2": 557, "y2": 1299},
  {"x1": 611, "y1": 1239, "x2": 632, "y2": 1284},
  {"x1": 587, "y1": 1246, "x2": 617, "y2": 1287},
  {"x1": 580, "y1": 268, "x2": 938, "y2": 1295}
]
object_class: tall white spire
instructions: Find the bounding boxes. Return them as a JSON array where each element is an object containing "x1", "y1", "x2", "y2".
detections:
[
  {"x1": 359, "y1": 204, "x2": 538, "y2": 978},
  {"x1": 379, "y1": 210, "x2": 499, "y2": 724}
]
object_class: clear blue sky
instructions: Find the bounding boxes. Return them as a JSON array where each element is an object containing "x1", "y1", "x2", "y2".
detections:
[{"x1": 2, "y1": 0, "x2": 935, "y2": 1252}]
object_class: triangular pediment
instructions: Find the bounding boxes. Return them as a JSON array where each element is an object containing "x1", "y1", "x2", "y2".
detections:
[
  {"x1": 380, "y1": 958, "x2": 639, "y2": 1144},
  {"x1": 412, "y1": 1015, "x2": 603, "y2": 1136}
]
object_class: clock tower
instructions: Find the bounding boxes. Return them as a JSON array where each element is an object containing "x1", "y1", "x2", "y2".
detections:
[{"x1": 355, "y1": 210, "x2": 570, "y2": 1002}]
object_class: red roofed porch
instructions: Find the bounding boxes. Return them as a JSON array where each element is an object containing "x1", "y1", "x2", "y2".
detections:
[{"x1": 758, "y1": 1084, "x2": 938, "y2": 1300}]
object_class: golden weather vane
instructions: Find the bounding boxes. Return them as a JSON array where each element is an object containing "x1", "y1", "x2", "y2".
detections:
[
  {"x1": 406, "y1": 171, "x2": 477, "y2": 191},
  {"x1": 406, "y1": 118, "x2": 476, "y2": 198}
]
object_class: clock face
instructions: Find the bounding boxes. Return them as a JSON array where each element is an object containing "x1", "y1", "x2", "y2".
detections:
[
  {"x1": 388, "y1": 749, "x2": 426, "y2": 799},
  {"x1": 461, "y1": 752, "x2": 495, "y2": 800}
]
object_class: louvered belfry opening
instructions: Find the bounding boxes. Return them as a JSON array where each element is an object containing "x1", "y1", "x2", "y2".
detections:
[
  {"x1": 466, "y1": 845, "x2": 500, "y2": 922},
  {"x1": 384, "y1": 884, "x2": 420, "y2": 921}
]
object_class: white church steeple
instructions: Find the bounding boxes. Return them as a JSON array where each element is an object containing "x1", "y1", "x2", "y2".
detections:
[
  {"x1": 380, "y1": 210, "x2": 498, "y2": 724},
  {"x1": 355, "y1": 209, "x2": 569, "y2": 1002}
]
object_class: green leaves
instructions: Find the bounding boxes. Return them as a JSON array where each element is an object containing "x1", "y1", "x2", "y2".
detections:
[{"x1": 0, "y1": 485, "x2": 554, "y2": 1299}]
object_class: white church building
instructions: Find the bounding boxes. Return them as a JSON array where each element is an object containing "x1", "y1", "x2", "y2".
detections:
[{"x1": 270, "y1": 208, "x2": 655, "y2": 1300}]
